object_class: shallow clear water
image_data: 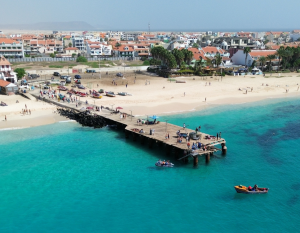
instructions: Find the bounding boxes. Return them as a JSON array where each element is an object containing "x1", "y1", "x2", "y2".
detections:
[{"x1": 1, "y1": 97, "x2": 300, "y2": 232}]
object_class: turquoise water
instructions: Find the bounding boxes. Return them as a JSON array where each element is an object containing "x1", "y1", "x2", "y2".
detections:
[{"x1": 1, "y1": 97, "x2": 300, "y2": 232}]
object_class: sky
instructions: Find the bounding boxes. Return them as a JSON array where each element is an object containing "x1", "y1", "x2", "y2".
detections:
[{"x1": 0, "y1": 0, "x2": 299, "y2": 31}]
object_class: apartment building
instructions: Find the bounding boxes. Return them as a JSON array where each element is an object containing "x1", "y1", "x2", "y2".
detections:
[
  {"x1": 72, "y1": 36, "x2": 85, "y2": 50},
  {"x1": 0, "y1": 38, "x2": 24, "y2": 58},
  {"x1": 86, "y1": 41, "x2": 112, "y2": 57},
  {"x1": 30, "y1": 39, "x2": 63, "y2": 54},
  {"x1": 0, "y1": 56, "x2": 17, "y2": 83}
]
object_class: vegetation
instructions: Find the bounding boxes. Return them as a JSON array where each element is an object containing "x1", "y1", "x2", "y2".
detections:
[
  {"x1": 49, "y1": 65, "x2": 64, "y2": 68},
  {"x1": 215, "y1": 53, "x2": 222, "y2": 67},
  {"x1": 76, "y1": 56, "x2": 88, "y2": 62},
  {"x1": 115, "y1": 42, "x2": 121, "y2": 48},
  {"x1": 68, "y1": 42, "x2": 72, "y2": 47},
  {"x1": 266, "y1": 54, "x2": 275, "y2": 71},
  {"x1": 49, "y1": 53, "x2": 55, "y2": 58},
  {"x1": 14, "y1": 68, "x2": 26, "y2": 80},
  {"x1": 192, "y1": 43, "x2": 199, "y2": 48},
  {"x1": 143, "y1": 60, "x2": 150, "y2": 65},
  {"x1": 258, "y1": 56, "x2": 266, "y2": 69},
  {"x1": 150, "y1": 47, "x2": 177, "y2": 69},
  {"x1": 243, "y1": 47, "x2": 251, "y2": 67},
  {"x1": 171, "y1": 49, "x2": 184, "y2": 67},
  {"x1": 72, "y1": 53, "x2": 77, "y2": 58}
]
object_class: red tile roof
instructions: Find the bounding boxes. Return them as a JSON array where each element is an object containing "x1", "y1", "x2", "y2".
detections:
[
  {"x1": 0, "y1": 56, "x2": 12, "y2": 66},
  {"x1": 249, "y1": 50, "x2": 277, "y2": 57},
  {"x1": 0, "y1": 79, "x2": 11, "y2": 87},
  {"x1": 0, "y1": 38, "x2": 20, "y2": 44}
]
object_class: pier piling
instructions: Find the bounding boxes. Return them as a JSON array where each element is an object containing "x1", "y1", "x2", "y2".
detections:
[
  {"x1": 193, "y1": 156, "x2": 198, "y2": 166},
  {"x1": 206, "y1": 153, "x2": 210, "y2": 163}
]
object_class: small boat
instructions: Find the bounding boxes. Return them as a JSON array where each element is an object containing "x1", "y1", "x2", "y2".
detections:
[
  {"x1": 118, "y1": 92, "x2": 127, "y2": 96},
  {"x1": 234, "y1": 185, "x2": 269, "y2": 194},
  {"x1": 99, "y1": 89, "x2": 104, "y2": 93},
  {"x1": 57, "y1": 86, "x2": 68, "y2": 91},
  {"x1": 77, "y1": 92, "x2": 88, "y2": 97},
  {"x1": 106, "y1": 91, "x2": 116, "y2": 97},
  {"x1": 155, "y1": 160, "x2": 174, "y2": 167},
  {"x1": 92, "y1": 94, "x2": 102, "y2": 99}
]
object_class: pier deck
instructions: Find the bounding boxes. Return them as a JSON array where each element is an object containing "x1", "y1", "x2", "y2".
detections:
[{"x1": 32, "y1": 93, "x2": 227, "y2": 164}]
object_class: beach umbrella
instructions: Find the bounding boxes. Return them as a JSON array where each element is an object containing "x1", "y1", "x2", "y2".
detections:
[
  {"x1": 116, "y1": 107, "x2": 123, "y2": 109},
  {"x1": 150, "y1": 115, "x2": 159, "y2": 119}
]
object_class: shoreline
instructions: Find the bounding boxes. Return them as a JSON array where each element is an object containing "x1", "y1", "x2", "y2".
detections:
[
  {"x1": 1, "y1": 93, "x2": 298, "y2": 131},
  {"x1": 1, "y1": 73, "x2": 300, "y2": 130}
]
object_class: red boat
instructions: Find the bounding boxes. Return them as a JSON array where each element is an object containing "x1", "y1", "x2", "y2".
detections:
[
  {"x1": 234, "y1": 185, "x2": 269, "y2": 194},
  {"x1": 77, "y1": 92, "x2": 88, "y2": 97},
  {"x1": 57, "y1": 86, "x2": 68, "y2": 91}
]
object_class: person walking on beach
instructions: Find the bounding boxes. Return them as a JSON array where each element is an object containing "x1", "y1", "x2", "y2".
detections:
[
  {"x1": 195, "y1": 127, "x2": 198, "y2": 133},
  {"x1": 25, "y1": 104, "x2": 27, "y2": 109},
  {"x1": 217, "y1": 133, "x2": 219, "y2": 140},
  {"x1": 29, "y1": 109, "x2": 31, "y2": 115},
  {"x1": 5, "y1": 115, "x2": 7, "y2": 121},
  {"x1": 184, "y1": 92, "x2": 185, "y2": 97},
  {"x1": 168, "y1": 133, "x2": 170, "y2": 139},
  {"x1": 183, "y1": 123, "x2": 186, "y2": 129},
  {"x1": 205, "y1": 97, "x2": 206, "y2": 102},
  {"x1": 219, "y1": 132, "x2": 222, "y2": 139},
  {"x1": 198, "y1": 126, "x2": 201, "y2": 132}
]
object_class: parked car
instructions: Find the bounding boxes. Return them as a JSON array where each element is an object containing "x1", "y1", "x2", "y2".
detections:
[
  {"x1": 60, "y1": 75, "x2": 67, "y2": 79},
  {"x1": 60, "y1": 81, "x2": 66, "y2": 86},
  {"x1": 86, "y1": 69, "x2": 96, "y2": 73},
  {"x1": 53, "y1": 72, "x2": 60, "y2": 76},
  {"x1": 75, "y1": 75, "x2": 81, "y2": 79},
  {"x1": 66, "y1": 76, "x2": 72, "y2": 83},
  {"x1": 28, "y1": 74, "x2": 40, "y2": 79},
  {"x1": 43, "y1": 85, "x2": 50, "y2": 89},
  {"x1": 116, "y1": 72, "x2": 123, "y2": 77},
  {"x1": 77, "y1": 84, "x2": 85, "y2": 89}
]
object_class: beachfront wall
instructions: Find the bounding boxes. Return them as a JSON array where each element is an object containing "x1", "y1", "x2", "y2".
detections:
[{"x1": 7, "y1": 57, "x2": 141, "y2": 63}]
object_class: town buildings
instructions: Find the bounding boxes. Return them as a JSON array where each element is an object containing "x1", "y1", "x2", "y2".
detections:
[
  {"x1": 231, "y1": 50, "x2": 278, "y2": 68},
  {"x1": 0, "y1": 56, "x2": 17, "y2": 83},
  {"x1": 0, "y1": 38, "x2": 24, "y2": 58}
]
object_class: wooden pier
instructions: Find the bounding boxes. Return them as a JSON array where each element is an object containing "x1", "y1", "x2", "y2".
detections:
[{"x1": 32, "y1": 94, "x2": 227, "y2": 165}]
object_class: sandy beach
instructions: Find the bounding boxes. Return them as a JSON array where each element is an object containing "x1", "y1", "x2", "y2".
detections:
[{"x1": 1, "y1": 72, "x2": 300, "y2": 129}]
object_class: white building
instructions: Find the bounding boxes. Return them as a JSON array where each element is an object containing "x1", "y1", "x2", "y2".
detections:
[
  {"x1": 0, "y1": 38, "x2": 24, "y2": 58},
  {"x1": 72, "y1": 36, "x2": 85, "y2": 51},
  {"x1": 86, "y1": 41, "x2": 112, "y2": 57},
  {"x1": 231, "y1": 50, "x2": 277, "y2": 67},
  {"x1": 0, "y1": 56, "x2": 17, "y2": 83}
]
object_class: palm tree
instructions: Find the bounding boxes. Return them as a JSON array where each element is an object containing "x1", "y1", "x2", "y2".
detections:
[
  {"x1": 171, "y1": 49, "x2": 184, "y2": 67},
  {"x1": 185, "y1": 50, "x2": 194, "y2": 65},
  {"x1": 215, "y1": 53, "x2": 222, "y2": 67},
  {"x1": 194, "y1": 57, "x2": 204, "y2": 73},
  {"x1": 276, "y1": 46, "x2": 285, "y2": 71},
  {"x1": 266, "y1": 55, "x2": 275, "y2": 71},
  {"x1": 243, "y1": 47, "x2": 252, "y2": 67},
  {"x1": 258, "y1": 56, "x2": 266, "y2": 71}
]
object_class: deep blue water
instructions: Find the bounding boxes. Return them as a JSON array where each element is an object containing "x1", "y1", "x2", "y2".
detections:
[{"x1": 1, "y1": 97, "x2": 300, "y2": 232}]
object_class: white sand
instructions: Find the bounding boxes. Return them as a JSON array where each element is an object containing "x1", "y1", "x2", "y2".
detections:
[{"x1": 1, "y1": 72, "x2": 299, "y2": 129}]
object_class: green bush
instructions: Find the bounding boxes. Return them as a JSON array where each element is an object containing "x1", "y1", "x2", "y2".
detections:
[
  {"x1": 14, "y1": 68, "x2": 26, "y2": 80},
  {"x1": 143, "y1": 60, "x2": 150, "y2": 65},
  {"x1": 76, "y1": 56, "x2": 88, "y2": 62}
]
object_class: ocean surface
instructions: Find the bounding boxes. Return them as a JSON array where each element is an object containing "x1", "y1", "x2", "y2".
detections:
[{"x1": 1, "y1": 97, "x2": 300, "y2": 232}]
